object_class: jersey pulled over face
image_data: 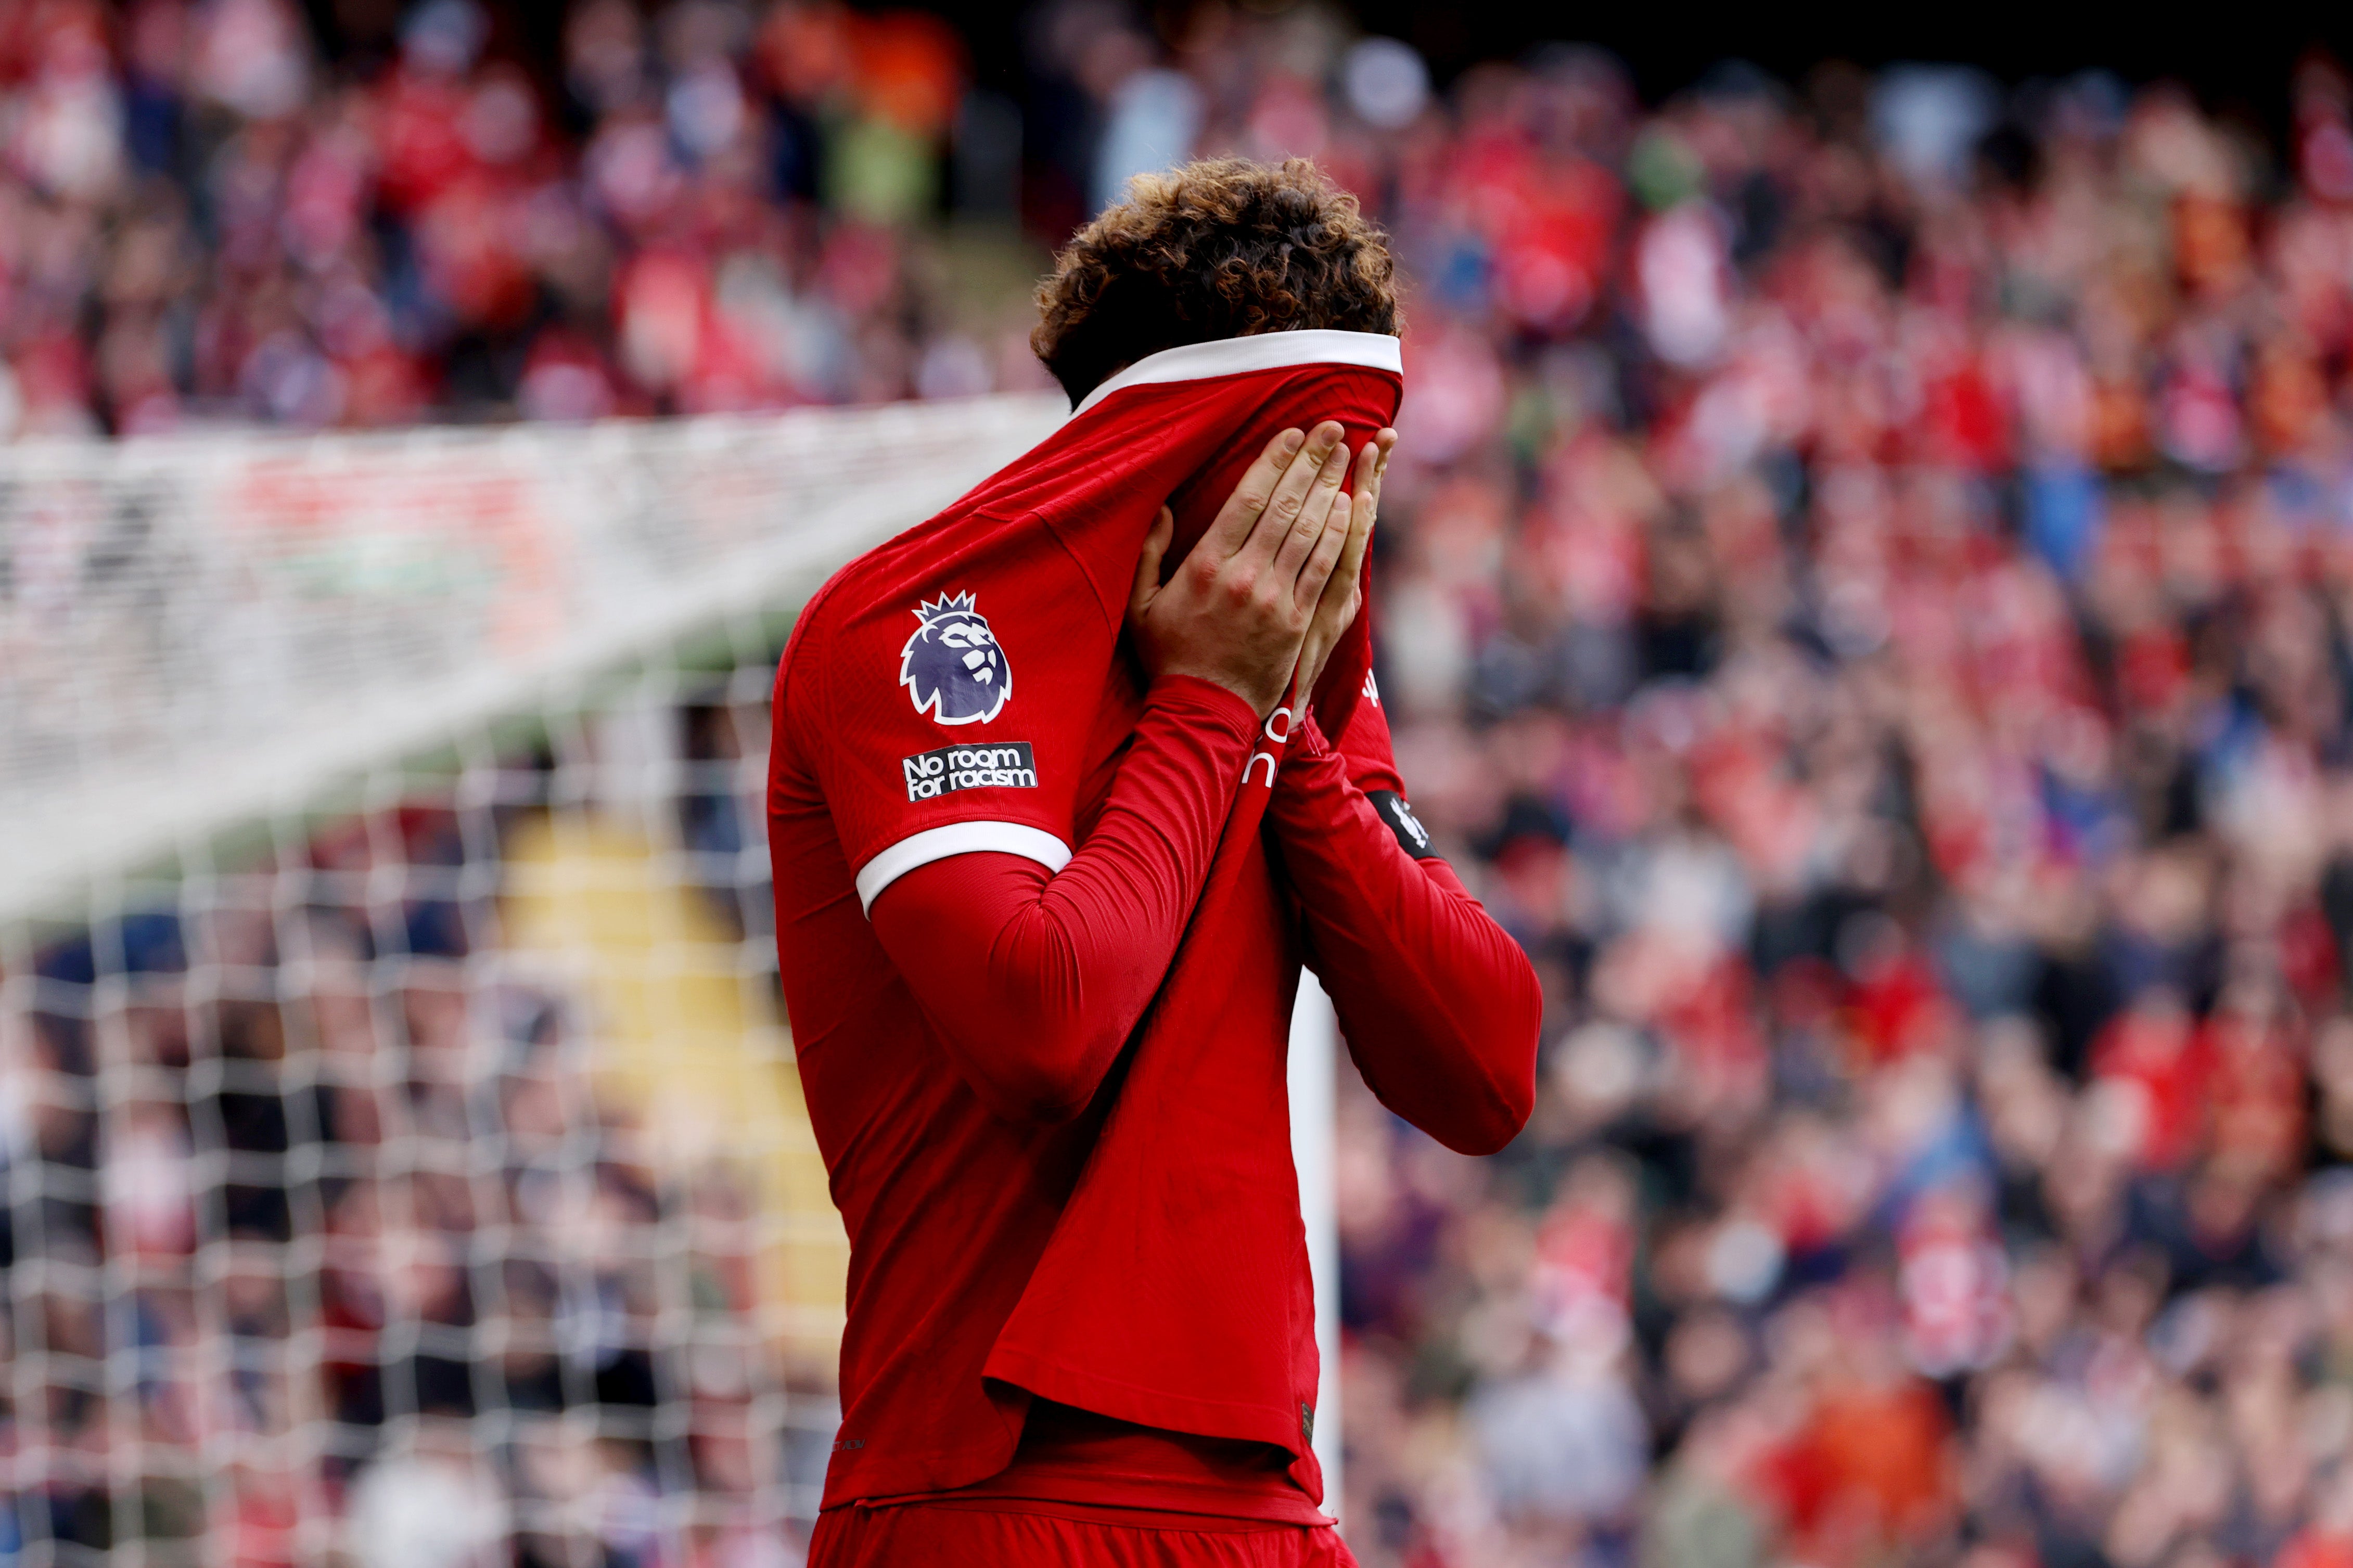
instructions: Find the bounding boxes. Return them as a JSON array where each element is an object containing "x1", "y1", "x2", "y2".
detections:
[{"x1": 768, "y1": 330, "x2": 1403, "y2": 1511}]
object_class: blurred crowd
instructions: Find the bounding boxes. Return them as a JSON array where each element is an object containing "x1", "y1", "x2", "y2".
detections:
[
  {"x1": 1291, "y1": 32, "x2": 2353, "y2": 1568},
  {"x1": 3, "y1": 710, "x2": 813, "y2": 1564},
  {"x1": 0, "y1": 0, "x2": 1041, "y2": 436},
  {"x1": 25, "y1": 3, "x2": 2353, "y2": 1568}
]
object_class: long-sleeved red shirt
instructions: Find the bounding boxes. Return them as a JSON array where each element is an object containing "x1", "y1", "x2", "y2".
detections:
[
  {"x1": 870, "y1": 674, "x2": 1255, "y2": 1129},
  {"x1": 866, "y1": 676, "x2": 1539, "y2": 1521},
  {"x1": 873, "y1": 689, "x2": 1537, "y2": 1155},
  {"x1": 767, "y1": 330, "x2": 1525, "y2": 1516}
]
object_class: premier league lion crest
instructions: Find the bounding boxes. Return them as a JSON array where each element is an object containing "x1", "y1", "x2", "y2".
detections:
[{"x1": 900, "y1": 591, "x2": 1012, "y2": 725}]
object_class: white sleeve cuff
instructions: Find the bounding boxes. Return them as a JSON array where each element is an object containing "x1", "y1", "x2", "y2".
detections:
[{"x1": 854, "y1": 820, "x2": 1075, "y2": 915}]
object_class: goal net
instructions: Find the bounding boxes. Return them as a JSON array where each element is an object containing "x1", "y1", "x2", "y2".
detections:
[{"x1": 0, "y1": 395, "x2": 1065, "y2": 1567}]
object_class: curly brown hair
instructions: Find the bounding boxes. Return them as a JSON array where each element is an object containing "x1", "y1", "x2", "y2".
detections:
[{"x1": 1031, "y1": 157, "x2": 1402, "y2": 406}]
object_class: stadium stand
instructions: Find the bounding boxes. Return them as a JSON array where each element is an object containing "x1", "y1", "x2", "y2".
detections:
[{"x1": 16, "y1": 2, "x2": 2353, "y2": 1566}]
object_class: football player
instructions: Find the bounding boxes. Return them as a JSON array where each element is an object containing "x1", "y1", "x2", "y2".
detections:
[{"x1": 768, "y1": 159, "x2": 1541, "y2": 1567}]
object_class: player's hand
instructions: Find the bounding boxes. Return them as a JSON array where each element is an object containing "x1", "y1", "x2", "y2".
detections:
[
  {"x1": 1128, "y1": 421, "x2": 1355, "y2": 718},
  {"x1": 1288, "y1": 428, "x2": 1395, "y2": 713}
]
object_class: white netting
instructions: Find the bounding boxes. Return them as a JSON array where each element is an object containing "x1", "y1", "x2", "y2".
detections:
[
  {"x1": 0, "y1": 395, "x2": 1063, "y2": 924},
  {"x1": 0, "y1": 395, "x2": 1063, "y2": 1566}
]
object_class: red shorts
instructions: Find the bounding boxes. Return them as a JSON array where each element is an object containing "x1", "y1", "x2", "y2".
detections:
[{"x1": 807, "y1": 1502, "x2": 1360, "y2": 1567}]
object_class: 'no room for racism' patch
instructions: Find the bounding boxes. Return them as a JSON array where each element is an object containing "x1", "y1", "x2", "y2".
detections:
[{"x1": 901, "y1": 742, "x2": 1038, "y2": 802}]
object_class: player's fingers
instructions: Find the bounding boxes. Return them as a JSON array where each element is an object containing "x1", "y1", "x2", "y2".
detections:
[
  {"x1": 1269, "y1": 434, "x2": 1352, "y2": 584},
  {"x1": 1203, "y1": 429, "x2": 1305, "y2": 559},
  {"x1": 1294, "y1": 480, "x2": 1354, "y2": 613},
  {"x1": 1129, "y1": 506, "x2": 1173, "y2": 622},
  {"x1": 1324, "y1": 505, "x2": 1372, "y2": 628},
  {"x1": 1335, "y1": 443, "x2": 1379, "y2": 586},
  {"x1": 1349, "y1": 430, "x2": 1394, "y2": 539},
  {"x1": 1284, "y1": 440, "x2": 1356, "y2": 600},
  {"x1": 1368, "y1": 428, "x2": 1397, "y2": 512},
  {"x1": 1237, "y1": 421, "x2": 1345, "y2": 566},
  {"x1": 1349, "y1": 438, "x2": 1381, "y2": 525},
  {"x1": 1301, "y1": 444, "x2": 1379, "y2": 620}
]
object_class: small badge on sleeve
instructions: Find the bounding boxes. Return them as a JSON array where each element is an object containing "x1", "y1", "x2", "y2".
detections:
[
  {"x1": 902, "y1": 741, "x2": 1038, "y2": 801},
  {"x1": 1366, "y1": 790, "x2": 1440, "y2": 860},
  {"x1": 901, "y1": 591, "x2": 1011, "y2": 725}
]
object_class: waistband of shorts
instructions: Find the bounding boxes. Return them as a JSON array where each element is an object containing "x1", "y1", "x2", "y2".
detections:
[{"x1": 840, "y1": 1496, "x2": 1335, "y2": 1535}]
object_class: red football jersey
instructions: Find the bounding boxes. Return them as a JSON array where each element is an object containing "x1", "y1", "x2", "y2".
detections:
[{"x1": 768, "y1": 331, "x2": 1402, "y2": 1509}]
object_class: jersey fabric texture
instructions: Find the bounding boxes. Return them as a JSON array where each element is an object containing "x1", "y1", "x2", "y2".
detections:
[
  {"x1": 769, "y1": 332, "x2": 1402, "y2": 1511},
  {"x1": 858, "y1": 689, "x2": 1543, "y2": 1528},
  {"x1": 867, "y1": 675, "x2": 1264, "y2": 1133}
]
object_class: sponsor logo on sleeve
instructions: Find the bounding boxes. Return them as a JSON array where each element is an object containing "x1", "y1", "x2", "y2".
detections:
[
  {"x1": 902, "y1": 742, "x2": 1038, "y2": 801},
  {"x1": 1366, "y1": 789, "x2": 1440, "y2": 859},
  {"x1": 901, "y1": 591, "x2": 1011, "y2": 725}
]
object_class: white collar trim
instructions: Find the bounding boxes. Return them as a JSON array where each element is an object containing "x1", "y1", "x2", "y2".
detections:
[{"x1": 1072, "y1": 329, "x2": 1403, "y2": 416}]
